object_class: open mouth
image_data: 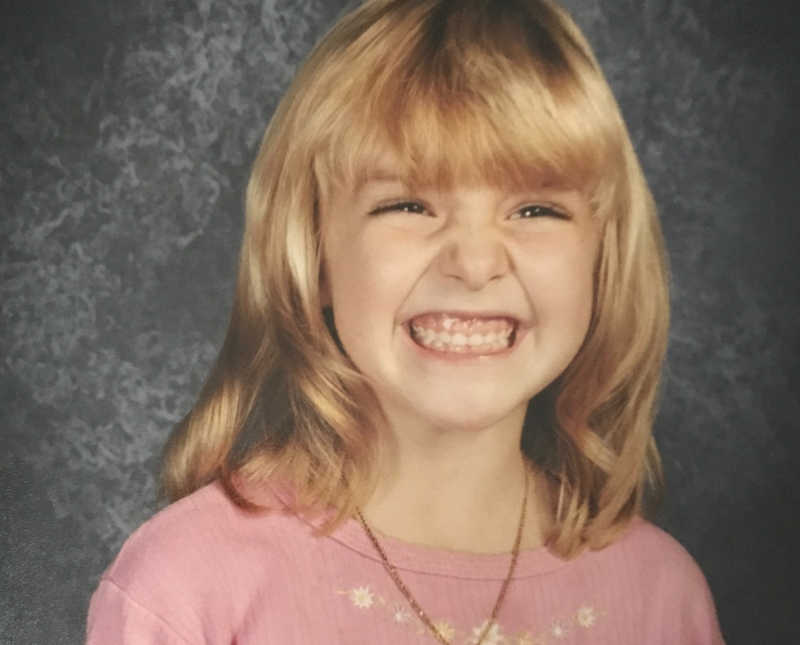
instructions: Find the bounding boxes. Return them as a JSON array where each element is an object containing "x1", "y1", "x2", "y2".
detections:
[{"x1": 407, "y1": 313, "x2": 518, "y2": 355}]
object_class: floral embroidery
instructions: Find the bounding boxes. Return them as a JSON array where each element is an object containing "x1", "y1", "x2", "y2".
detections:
[
  {"x1": 434, "y1": 620, "x2": 456, "y2": 643},
  {"x1": 550, "y1": 620, "x2": 569, "y2": 639},
  {"x1": 576, "y1": 606, "x2": 597, "y2": 628},
  {"x1": 337, "y1": 584, "x2": 604, "y2": 643},
  {"x1": 469, "y1": 620, "x2": 504, "y2": 644},
  {"x1": 529, "y1": 605, "x2": 607, "y2": 644},
  {"x1": 348, "y1": 586, "x2": 375, "y2": 608}
]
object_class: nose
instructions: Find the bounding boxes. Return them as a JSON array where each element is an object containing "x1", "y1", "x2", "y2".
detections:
[{"x1": 436, "y1": 224, "x2": 511, "y2": 290}]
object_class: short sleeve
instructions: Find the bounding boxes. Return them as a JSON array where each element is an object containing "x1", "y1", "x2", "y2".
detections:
[{"x1": 86, "y1": 579, "x2": 198, "y2": 645}]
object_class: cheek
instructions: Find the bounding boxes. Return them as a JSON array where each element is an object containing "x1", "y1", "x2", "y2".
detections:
[
  {"x1": 329, "y1": 248, "x2": 395, "y2": 310},
  {"x1": 567, "y1": 251, "x2": 597, "y2": 321},
  {"x1": 329, "y1": 228, "x2": 422, "y2": 301},
  {"x1": 520, "y1": 239, "x2": 597, "y2": 325},
  {"x1": 323, "y1": 241, "x2": 404, "y2": 353}
]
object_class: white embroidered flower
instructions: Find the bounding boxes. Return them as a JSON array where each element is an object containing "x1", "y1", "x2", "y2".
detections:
[
  {"x1": 470, "y1": 620, "x2": 504, "y2": 645},
  {"x1": 551, "y1": 621, "x2": 569, "y2": 639},
  {"x1": 576, "y1": 605, "x2": 597, "y2": 628},
  {"x1": 434, "y1": 620, "x2": 456, "y2": 643},
  {"x1": 392, "y1": 605, "x2": 411, "y2": 623},
  {"x1": 349, "y1": 586, "x2": 374, "y2": 608}
]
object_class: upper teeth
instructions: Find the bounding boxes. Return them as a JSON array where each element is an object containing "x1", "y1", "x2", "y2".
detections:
[
  {"x1": 407, "y1": 313, "x2": 517, "y2": 352},
  {"x1": 411, "y1": 327, "x2": 512, "y2": 346}
]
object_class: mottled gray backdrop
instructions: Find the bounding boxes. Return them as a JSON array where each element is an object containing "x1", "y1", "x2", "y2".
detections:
[{"x1": 1, "y1": 0, "x2": 797, "y2": 643}]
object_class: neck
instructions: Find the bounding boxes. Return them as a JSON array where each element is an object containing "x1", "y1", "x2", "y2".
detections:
[{"x1": 359, "y1": 417, "x2": 551, "y2": 554}]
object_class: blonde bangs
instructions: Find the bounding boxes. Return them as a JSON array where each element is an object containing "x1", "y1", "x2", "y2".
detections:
[{"x1": 307, "y1": 0, "x2": 624, "y2": 206}]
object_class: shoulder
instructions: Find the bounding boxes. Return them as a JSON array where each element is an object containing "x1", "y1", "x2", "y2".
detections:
[
  {"x1": 90, "y1": 481, "x2": 309, "y2": 642},
  {"x1": 104, "y1": 481, "x2": 299, "y2": 590},
  {"x1": 592, "y1": 518, "x2": 725, "y2": 643},
  {"x1": 106, "y1": 484, "x2": 236, "y2": 583},
  {"x1": 611, "y1": 518, "x2": 710, "y2": 589},
  {"x1": 614, "y1": 518, "x2": 699, "y2": 563}
]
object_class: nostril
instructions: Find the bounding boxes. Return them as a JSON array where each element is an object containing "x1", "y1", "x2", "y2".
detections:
[{"x1": 437, "y1": 235, "x2": 511, "y2": 289}]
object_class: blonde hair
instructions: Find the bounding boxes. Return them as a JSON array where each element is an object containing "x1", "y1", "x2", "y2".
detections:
[{"x1": 162, "y1": 0, "x2": 669, "y2": 558}]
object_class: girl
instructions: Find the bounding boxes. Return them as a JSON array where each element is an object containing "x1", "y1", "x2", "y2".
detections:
[{"x1": 87, "y1": 0, "x2": 725, "y2": 643}]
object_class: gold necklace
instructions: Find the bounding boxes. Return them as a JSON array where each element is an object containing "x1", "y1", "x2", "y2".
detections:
[{"x1": 356, "y1": 471, "x2": 529, "y2": 645}]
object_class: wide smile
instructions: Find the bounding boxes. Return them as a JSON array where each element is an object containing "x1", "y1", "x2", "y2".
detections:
[{"x1": 405, "y1": 312, "x2": 520, "y2": 357}]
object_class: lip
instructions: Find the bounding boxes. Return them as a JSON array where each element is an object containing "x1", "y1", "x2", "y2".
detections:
[
  {"x1": 402, "y1": 311, "x2": 526, "y2": 361},
  {"x1": 404, "y1": 310, "x2": 523, "y2": 326}
]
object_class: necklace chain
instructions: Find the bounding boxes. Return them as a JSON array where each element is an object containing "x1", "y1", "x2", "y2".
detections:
[{"x1": 356, "y1": 471, "x2": 529, "y2": 645}]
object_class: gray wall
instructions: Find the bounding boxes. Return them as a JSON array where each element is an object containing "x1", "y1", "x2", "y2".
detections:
[{"x1": 1, "y1": 0, "x2": 797, "y2": 643}]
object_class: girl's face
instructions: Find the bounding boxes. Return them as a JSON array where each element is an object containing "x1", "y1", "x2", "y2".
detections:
[{"x1": 320, "y1": 158, "x2": 602, "y2": 437}]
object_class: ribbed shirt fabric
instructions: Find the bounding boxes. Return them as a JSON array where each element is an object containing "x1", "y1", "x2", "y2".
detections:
[{"x1": 87, "y1": 482, "x2": 725, "y2": 644}]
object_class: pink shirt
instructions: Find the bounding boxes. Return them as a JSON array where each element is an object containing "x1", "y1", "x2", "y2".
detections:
[{"x1": 87, "y1": 482, "x2": 725, "y2": 644}]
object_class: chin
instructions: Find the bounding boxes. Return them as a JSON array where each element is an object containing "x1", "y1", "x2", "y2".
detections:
[{"x1": 416, "y1": 399, "x2": 529, "y2": 435}]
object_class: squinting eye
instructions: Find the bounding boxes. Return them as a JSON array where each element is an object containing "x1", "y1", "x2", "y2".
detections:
[
  {"x1": 369, "y1": 201, "x2": 428, "y2": 216},
  {"x1": 512, "y1": 204, "x2": 568, "y2": 220}
]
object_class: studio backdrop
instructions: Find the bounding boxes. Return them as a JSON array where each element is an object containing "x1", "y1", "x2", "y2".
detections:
[{"x1": 1, "y1": 0, "x2": 797, "y2": 643}]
